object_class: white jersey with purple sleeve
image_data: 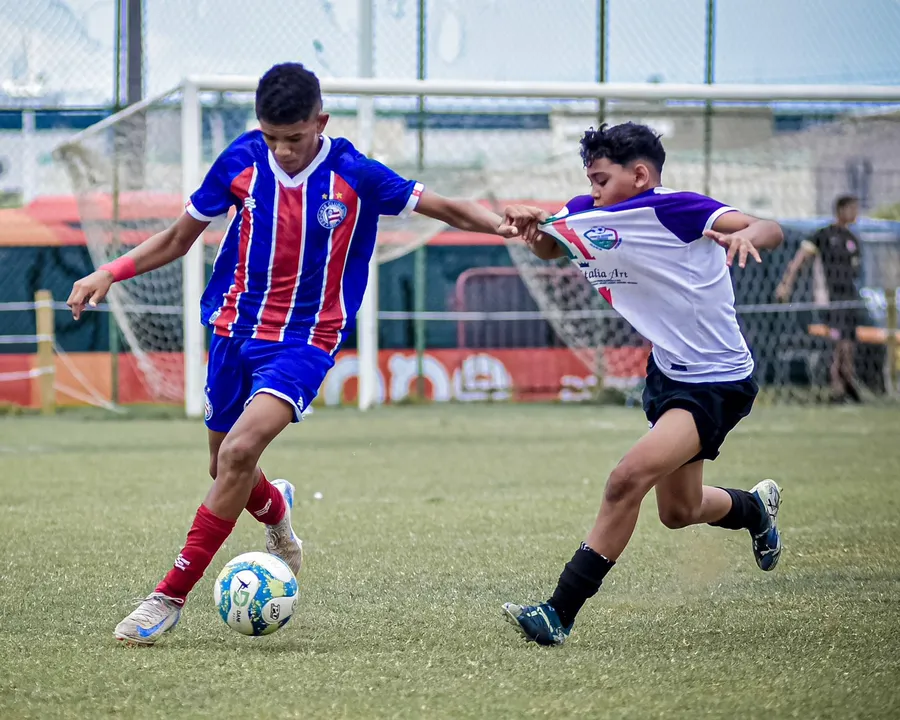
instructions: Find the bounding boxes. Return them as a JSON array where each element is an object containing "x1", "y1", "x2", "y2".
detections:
[
  {"x1": 186, "y1": 131, "x2": 423, "y2": 353},
  {"x1": 541, "y1": 187, "x2": 753, "y2": 383}
]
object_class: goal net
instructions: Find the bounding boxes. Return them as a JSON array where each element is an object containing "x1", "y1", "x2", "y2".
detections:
[
  {"x1": 54, "y1": 79, "x2": 469, "y2": 413},
  {"x1": 54, "y1": 78, "x2": 900, "y2": 413}
]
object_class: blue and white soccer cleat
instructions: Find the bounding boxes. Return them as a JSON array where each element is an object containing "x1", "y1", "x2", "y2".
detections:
[
  {"x1": 265, "y1": 479, "x2": 303, "y2": 577},
  {"x1": 750, "y1": 479, "x2": 782, "y2": 571},
  {"x1": 114, "y1": 593, "x2": 183, "y2": 646},
  {"x1": 501, "y1": 602, "x2": 572, "y2": 646}
]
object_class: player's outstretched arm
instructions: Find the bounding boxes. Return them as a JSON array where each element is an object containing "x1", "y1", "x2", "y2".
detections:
[
  {"x1": 67, "y1": 213, "x2": 209, "y2": 320},
  {"x1": 775, "y1": 239, "x2": 817, "y2": 302},
  {"x1": 414, "y1": 191, "x2": 518, "y2": 238},
  {"x1": 703, "y1": 212, "x2": 784, "y2": 269}
]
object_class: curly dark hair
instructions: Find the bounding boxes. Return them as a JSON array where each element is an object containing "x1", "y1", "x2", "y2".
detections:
[
  {"x1": 255, "y1": 63, "x2": 322, "y2": 125},
  {"x1": 579, "y1": 122, "x2": 666, "y2": 173}
]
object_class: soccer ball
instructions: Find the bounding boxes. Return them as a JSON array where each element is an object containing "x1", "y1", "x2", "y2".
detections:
[{"x1": 214, "y1": 551, "x2": 298, "y2": 636}]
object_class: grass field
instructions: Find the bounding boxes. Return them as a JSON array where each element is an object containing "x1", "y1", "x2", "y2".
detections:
[{"x1": 1, "y1": 403, "x2": 899, "y2": 719}]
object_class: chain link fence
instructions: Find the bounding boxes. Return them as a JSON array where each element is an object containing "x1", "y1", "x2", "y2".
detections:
[
  {"x1": 2, "y1": 1, "x2": 900, "y2": 408},
  {"x1": 3, "y1": 1, "x2": 900, "y2": 104}
]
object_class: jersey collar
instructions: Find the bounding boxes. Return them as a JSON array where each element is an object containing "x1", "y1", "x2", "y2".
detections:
[{"x1": 268, "y1": 135, "x2": 332, "y2": 188}]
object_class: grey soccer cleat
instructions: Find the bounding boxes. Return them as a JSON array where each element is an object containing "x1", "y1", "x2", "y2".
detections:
[
  {"x1": 114, "y1": 592, "x2": 183, "y2": 646},
  {"x1": 265, "y1": 479, "x2": 303, "y2": 577}
]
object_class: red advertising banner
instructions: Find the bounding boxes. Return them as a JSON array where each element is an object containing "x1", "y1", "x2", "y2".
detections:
[
  {"x1": 0, "y1": 347, "x2": 650, "y2": 408},
  {"x1": 321, "y1": 347, "x2": 649, "y2": 405}
]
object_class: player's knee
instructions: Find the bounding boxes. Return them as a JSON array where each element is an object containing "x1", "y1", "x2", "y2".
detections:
[
  {"x1": 657, "y1": 504, "x2": 696, "y2": 530},
  {"x1": 604, "y1": 462, "x2": 651, "y2": 505},
  {"x1": 216, "y1": 434, "x2": 260, "y2": 481}
]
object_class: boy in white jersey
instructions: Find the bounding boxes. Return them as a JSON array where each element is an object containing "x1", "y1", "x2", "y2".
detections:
[{"x1": 500, "y1": 123, "x2": 785, "y2": 646}]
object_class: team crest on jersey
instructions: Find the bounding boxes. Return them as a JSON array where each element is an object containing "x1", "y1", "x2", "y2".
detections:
[
  {"x1": 317, "y1": 200, "x2": 348, "y2": 229},
  {"x1": 204, "y1": 388, "x2": 213, "y2": 422},
  {"x1": 583, "y1": 226, "x2": 621, "y2": 251}
]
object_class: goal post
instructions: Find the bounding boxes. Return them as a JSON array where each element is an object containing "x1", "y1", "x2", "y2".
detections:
[
  {"x1": 56, "y1": 77, "x2": 900, "y2": 415},
  {"x1": 181, "y1": 79, "x2": 206, "y2": 419}
]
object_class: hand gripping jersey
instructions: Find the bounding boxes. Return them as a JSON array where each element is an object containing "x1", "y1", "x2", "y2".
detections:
[
  {"x1": 186, "y1": 131, "x2": 423, "y2": 354},
  {"x1": 541, "y1": 188, "x2": 754, "y2": 383}
]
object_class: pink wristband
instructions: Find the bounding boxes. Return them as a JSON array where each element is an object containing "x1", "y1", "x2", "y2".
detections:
[{"x1": 99, "y1": 256, "x2": 137, "y2": 283}]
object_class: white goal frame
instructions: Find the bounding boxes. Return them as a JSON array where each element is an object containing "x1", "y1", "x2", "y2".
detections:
[{"x1": 176, "y1": 77, "x2": 900, "y2": 416}]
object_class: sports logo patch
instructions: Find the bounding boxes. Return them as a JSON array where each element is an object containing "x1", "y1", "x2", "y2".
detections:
[
  {"x1": 204, "y1": 388, "x2": 213, "y2": 421},
  {"x1": 583, "y1": 226, "x2": 621, "y2": 251},
  {"x1": 317, "y1": 200, "x2": 347, "y2": 229}
]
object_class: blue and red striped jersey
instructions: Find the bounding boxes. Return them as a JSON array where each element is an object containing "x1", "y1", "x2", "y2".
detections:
[{"x1": 186, "y1": 131, "x2": 423, "y2": 354}]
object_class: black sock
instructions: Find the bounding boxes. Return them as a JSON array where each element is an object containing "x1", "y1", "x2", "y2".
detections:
[
  {"x1": 547, "y1": 543, "x2": 615, "y2": 628},
  {"x1": 708, "y1": 487, "x2": 766, "y2": 533}
]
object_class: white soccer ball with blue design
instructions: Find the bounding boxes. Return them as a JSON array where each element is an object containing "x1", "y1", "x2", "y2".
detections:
[{"x1": 214, "y1": 551, "x2": 298, "y2": 636}]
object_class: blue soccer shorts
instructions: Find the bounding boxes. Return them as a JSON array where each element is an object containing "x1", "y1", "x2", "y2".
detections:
[{"x1": 204, "y1": 334, "x2": 335, "y2": 433}]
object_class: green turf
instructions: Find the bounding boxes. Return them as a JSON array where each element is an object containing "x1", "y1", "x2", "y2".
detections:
[{"x1": 1, "y1": 404, "x2": 899, "y2": 719}]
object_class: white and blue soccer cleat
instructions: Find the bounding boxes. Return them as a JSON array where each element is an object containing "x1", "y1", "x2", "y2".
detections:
[
  {"x1": 750, "y1": 479, "x2": 782, "y2": 571},
  {"x1": 502, "y1": 602, "x2": 572, "y2": 646},
  {"x1": 265, "y1": 479, "x2": 303, "y2": 577},
  {"x1": 114, "y1": 593, "x2": 183, "y2": 646}
]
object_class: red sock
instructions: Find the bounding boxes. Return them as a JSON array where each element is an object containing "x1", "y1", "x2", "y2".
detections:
[
  {"x1": 244, "y1": 470, "x2": 287, "y2": 525},
  {"x1": 155, "y1": 505, "x2": 236, "y2": 601}
]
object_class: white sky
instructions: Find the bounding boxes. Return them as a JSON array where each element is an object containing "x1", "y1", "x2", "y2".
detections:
[{"x1": 2, "y1": 0, "x2": 900, "y2": 105}]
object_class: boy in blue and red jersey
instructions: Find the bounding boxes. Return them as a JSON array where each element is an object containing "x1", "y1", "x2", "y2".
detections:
[{"x1": 67, "y1": 63, "x2": 518, "y2": 645}]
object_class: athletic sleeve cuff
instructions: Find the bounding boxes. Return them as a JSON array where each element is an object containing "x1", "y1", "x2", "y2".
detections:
[
  {"x1": 704, "y1": 206, "x2": 738, "y2": 231},
  {"x1": 185, "y1": 201, "x2": 223, "y2": 223},
  {"x1": 398, "y1": 182, "x2": 425, "y2": 219}
]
